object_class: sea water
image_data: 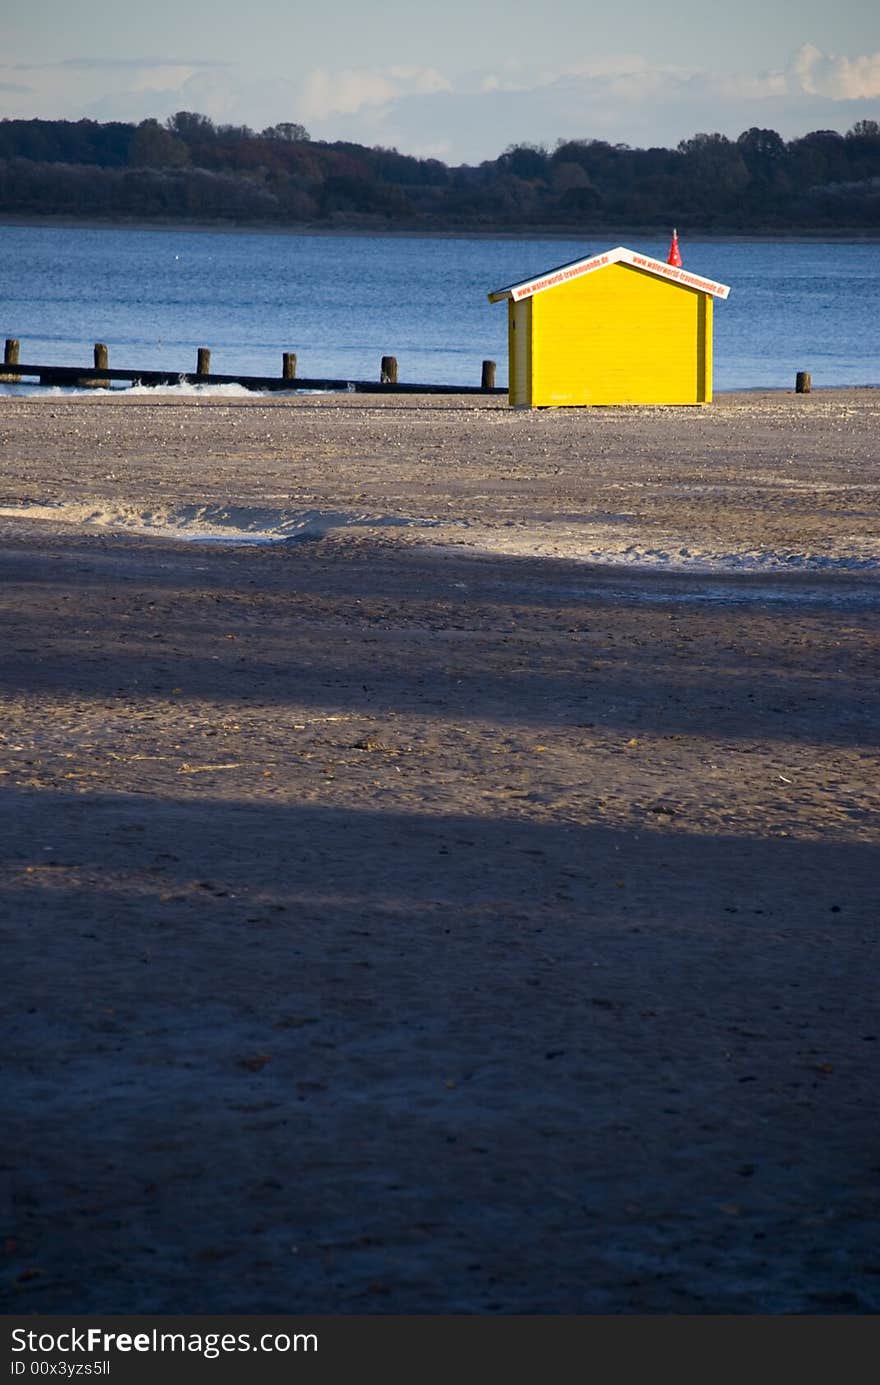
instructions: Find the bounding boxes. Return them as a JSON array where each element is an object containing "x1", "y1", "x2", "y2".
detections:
[{"x1": 0, "y1": 223, "x2": 878, "y2": 392}]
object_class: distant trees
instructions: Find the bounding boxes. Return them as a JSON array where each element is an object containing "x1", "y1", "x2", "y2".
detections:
[
  {"x1": 497, "y1": 143, "x2": 549, "y2": 180},
  {"x1": 260, "y1": 122, "x2": 310, "y2": 143},
  {"x1": 0, "y1": 113, "x2": 878, "y2": 230},
  {"x1": 0, "y1": 118, "x2": 133, "y2": 166},
  {"x1": 129, "y1": 120, "x2": 189, "y2": 169},
  {"x1": 165, "y1": 111, "x2": 217, "y2": 144},
  {"x1": 162, "y1": 112, "x2": 311, "y2": 148}
]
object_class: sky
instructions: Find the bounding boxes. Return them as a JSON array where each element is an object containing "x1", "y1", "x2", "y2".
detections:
[{"x1": 2, "y1": 0, "x2": 879, "y2": 163}]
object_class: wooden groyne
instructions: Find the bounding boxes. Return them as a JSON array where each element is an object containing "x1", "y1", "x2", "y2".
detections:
[{"x1": 0, "y1": 340, "x2": 504, "y2": 396}]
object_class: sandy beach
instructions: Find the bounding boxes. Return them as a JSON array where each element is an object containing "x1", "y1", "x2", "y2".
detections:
[{"x1": 1, "y1": 388, "x2": 878, "y2": 1313}]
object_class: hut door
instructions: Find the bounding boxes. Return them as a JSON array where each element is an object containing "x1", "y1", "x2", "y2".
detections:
[{"x1": 509, "y1": 298, "x2": 532, "y2": 406}]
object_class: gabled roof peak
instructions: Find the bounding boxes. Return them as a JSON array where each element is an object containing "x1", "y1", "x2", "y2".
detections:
[{"x1": 488, "y1": 246, "x2": 731, "y2": 303}]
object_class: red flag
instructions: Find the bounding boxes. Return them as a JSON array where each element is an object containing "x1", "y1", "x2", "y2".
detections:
[{"x1": 667, "y1": 228, "x2": 682, "y2": 267}]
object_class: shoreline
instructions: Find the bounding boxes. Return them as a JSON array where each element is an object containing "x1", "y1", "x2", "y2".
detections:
[
  {"x1": 3, "y1": 380, "x2": 880, "y2": 402},
  {"x1": 3, "y1": 211, "x2": 880, "y2": 242}
]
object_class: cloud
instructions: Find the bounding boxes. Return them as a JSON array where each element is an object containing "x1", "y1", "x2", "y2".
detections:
[
  {"x1": 467, "y1": 54, "x2": 667, "y2": 97},
  {"x1": 300, "y1": 65, "x2": 451, "y2": 121},
  {"x1": 64, "y1": 57, "x2": 228, "y2": 71},
  {"x1": 792, "y1": 43, "x2": 880, "y2": 100},
  {"x1": 12, "y1": 56, "x2": 227, "y2": 72},
  {"x1": 82, "y1": 69, "x2": 245, "y2": 125},
  {"x1": 308, "y1": 46, "x2": 880, "y2": 159},
  {"x1": 715, "y1": 71, "x2": 788, "y2": 101}
]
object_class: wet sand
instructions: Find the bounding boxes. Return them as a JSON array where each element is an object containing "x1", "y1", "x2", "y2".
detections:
[{"x1": 1, "y1": 390, "x2": 879, "y2": 1313}]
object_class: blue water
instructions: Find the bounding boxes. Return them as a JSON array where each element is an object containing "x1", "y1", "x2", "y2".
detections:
[{"x1": 1, "y1": 223, "x2": 878, "y2": 390}]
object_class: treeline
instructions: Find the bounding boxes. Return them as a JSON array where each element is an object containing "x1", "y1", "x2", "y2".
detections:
[{"x1": 1, "y1": 112, "x2": 879, "y2": 230}]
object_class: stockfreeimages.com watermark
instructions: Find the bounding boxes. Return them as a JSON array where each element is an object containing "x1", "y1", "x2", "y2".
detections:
[{"x1": 10, "y1": 1327, "x2": 318, "y2": 1366}]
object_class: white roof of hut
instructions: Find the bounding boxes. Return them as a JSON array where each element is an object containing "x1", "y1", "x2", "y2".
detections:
[{"x1": 488, "y1": 245, "x2": 731, "y2": 303}]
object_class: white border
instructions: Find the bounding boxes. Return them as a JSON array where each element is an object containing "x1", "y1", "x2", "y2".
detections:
[{"x1": 488, "y1": 246, "x2": 731, "y2": 302}]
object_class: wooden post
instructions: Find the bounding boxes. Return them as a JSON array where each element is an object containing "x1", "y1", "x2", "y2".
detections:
[
  {"x1": 795, "y1": 371, "x2": 811, "y2": 394},
  {"x1": 380, "y1": 355, "x2": 398, "y2": 385},
  {"x1": 78, "y1": 341, "x2": 110, "y2": 388},
  {"x1": 0, "y1": 337, "x2": 20, "y2": 383},
  {"x1": 282, "y1": 352, "x2": 297, "y2": 381},
  {"x1": 197, "y1": 347, "x2": 211, "y2": 376},
  {"x1": 93, "y1": 342, "x2": 110, "y2": 387},
  {"x1": 481, "y1": 359, "x2": 496, "y2": 389}
]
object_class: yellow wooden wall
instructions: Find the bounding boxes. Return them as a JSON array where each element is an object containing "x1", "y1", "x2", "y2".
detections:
[{"x1": 512, "y1": 262, "x2": 712, "y2": 407}]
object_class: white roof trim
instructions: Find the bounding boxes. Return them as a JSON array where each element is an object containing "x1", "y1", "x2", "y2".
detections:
[{"x1": 488, "y1": 246, "x2": 731, "y2": 302}]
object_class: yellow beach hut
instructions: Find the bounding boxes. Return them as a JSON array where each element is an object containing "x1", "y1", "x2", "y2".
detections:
[{"x1": 488, "y1": 246, "x2": 731, "y2": 407}]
